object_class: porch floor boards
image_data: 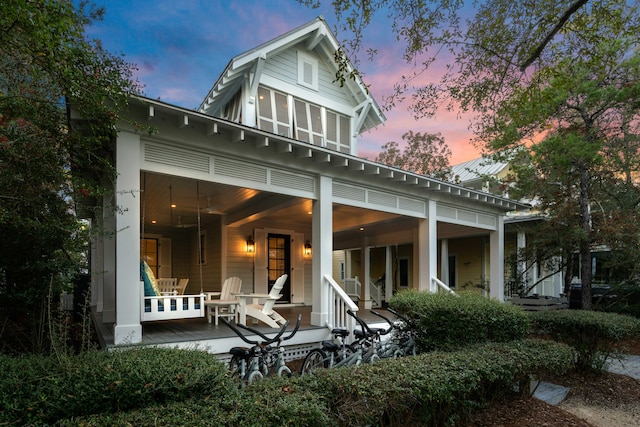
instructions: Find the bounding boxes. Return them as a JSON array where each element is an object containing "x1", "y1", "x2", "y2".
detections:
[{"x1": 93, "y1": 306, "x2": 392, "y2": 349}]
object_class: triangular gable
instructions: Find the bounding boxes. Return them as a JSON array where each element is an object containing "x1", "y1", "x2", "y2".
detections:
[{"x1": 198, "y1": 16, "x2": 384, "y2": 135}]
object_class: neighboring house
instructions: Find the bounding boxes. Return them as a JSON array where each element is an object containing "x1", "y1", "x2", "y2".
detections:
[
  {"x1": 89, "y1": 17, "x2": 526, "y2": 346},
  {"x1": 451, "y1": 156, "x2": 620, "y2": 299},
  {"x1": 450, "y1": 157, "x2": 564, "y2": 297}
]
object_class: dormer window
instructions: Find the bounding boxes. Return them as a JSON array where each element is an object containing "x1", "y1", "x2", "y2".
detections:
[
  {"x1": 297, "y1": 51, "x2": 318, "y2": 90},
  {"x1": 257, "y1": 86, "x2": 291, "y2": 137},
  {"x1": 256, "y1": 85, "x2": 351, "y2": 153}
]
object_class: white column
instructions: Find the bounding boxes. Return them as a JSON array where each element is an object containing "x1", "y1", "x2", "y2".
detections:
[
  {"x1": 489, "y1": 215, "x2": 505, "y2": 301},
  {"x1": 441, "y1": 239, "x2": 449, "y2": 286},
  {"x1": 243, "y1": 78, "x2": 256, "y2": 128},
  {"x1": 113, "y1": 131, "x2": 142, "y2": 345},
  {"x1": 311, "y1": 176, "x2": 332, "y2": 326},
  {"x1": 417, "y1": 200, "x2": 438, "y2": 292},
  {"x1": 102, "y1": 190, "x2": 115, "y2": 322},
  {"x1": 385, "y1": 246, "x2": 393, "y2": 303},
  {"x1": 362, "y1": 246, "x2": 372, "y2": 309}
]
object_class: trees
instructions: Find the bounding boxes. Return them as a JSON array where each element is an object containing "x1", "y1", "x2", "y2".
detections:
[
  {"x1": 307, "y1": 0, "x2": 640, "y2": 308},
  {"x1": 0, "y1": 0, "x2": 140, "y2": 353},
  {"x1": 375, "y1": 131, "x2": 451, "y2": 180}
]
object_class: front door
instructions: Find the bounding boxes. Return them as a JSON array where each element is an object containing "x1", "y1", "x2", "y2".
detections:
[{"x1": 268, "y1": 233, "x2": 291, "y2": 303}]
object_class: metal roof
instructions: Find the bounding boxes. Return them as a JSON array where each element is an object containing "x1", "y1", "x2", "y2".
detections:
[{"x1": 450, "y1": 157, "x2": 509, "y2": 184}]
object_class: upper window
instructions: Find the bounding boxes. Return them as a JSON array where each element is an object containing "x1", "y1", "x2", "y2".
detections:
[
  {"x1": 256, "y1": 85, "x2": 351, "y2": 153},
  {"x1": 297, "y1": 51, "x2": 318, "y2": 90},
  {"x1": 257, "y1": 86, "x2": 291, "y2": 137},
  {"x1": 294, "y1": 99, "x2": 323, "y2": 145},
  {"x1": 325, "y1": 111, "x2": 351, "y2": 153}
]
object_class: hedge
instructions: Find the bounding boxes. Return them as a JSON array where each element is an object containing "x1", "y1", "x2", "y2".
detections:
[
  {"x1": 0, "y1": 347, "x2": 234, "y2": 425},
  {"x1": 54, "y1": 339, "x2": 573, "y2": 426},
  {"x1": 389, "y1": 289, "x2": 530, "y2": 351},
  {"x1": 528, "y1": 309, "x2": 640, "y2": 371}
]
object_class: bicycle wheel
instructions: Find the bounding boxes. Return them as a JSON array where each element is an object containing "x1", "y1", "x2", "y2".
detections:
[
  {"x1": 247, "y1": 370, "x2": 263, "y2": 384},
  {"x1": 276, "y1": 365, "x2": 292, "y2": 377},
  {"x1": 368, "y1": 353, "x2": 381, "y2": 364},
  {"x1": 228, "y1": 355, "x2": 243, "y2": 379},
  {"x1": 301, "y1": 349, "x2": 328, "y2": 374},
  {"x1": 335, "y1": 344, "x2": 357, "y2": 364}
]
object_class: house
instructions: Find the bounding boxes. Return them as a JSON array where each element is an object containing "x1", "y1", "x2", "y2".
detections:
[
  {"x1": 89, "y1": 17, "x2": 526, "y2": 348},
  {"x1": 450, "y1": 157, "x2": 621, "y2": 300}
]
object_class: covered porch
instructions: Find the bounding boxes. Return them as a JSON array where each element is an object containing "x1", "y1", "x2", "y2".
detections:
[{"x1": 92, "y1": 97, "x2": 524, "y2": 348}]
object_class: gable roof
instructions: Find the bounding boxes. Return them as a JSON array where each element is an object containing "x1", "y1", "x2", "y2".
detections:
[{"x1": 198, "y1": 16, "x2": 384, "y2": 134}]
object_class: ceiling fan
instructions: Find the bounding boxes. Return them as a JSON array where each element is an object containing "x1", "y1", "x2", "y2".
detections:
[
  {"x1": 204, "y1": 196, "x2": 225, "y2": 215},
  {"x1": 174, "y1": 215, "x2": 197, "y2": 228}
]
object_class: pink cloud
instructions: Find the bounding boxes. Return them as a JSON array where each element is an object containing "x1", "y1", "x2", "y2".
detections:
[{"x1": 358, "y1": 46, "x2": 481, "y2": 165}]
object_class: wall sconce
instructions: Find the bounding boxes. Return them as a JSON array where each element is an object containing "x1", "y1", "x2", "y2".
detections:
[
  {"x1": 304, "y1": 241, "x2": 312, "y2": 256},
  {"x1": 246, "y1": 238, "x2": 255, "y2": 254}
]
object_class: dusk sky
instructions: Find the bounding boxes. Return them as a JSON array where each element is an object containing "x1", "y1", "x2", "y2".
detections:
[{"x1": 86, "y1": 0, "x2": 481, "y2": 165}]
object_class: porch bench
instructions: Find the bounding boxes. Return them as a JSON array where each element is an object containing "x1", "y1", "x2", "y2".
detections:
[{"x1": 140, "y1": 282, "x2": 205, "y2": 322}]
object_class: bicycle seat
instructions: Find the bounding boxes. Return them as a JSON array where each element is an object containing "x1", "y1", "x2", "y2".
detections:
[
  {"x1": 230, "y1": 346, "x2": 252, "y2": 357},
  {"x1": 331, "y1": 328, "x2": 349, "y2": 338},
  {"x1": 353, "y1": 329, "x2": 368, "y2": 340},
  {"x1": 321, "y1": 340, "x2": 341, "y2": 352}
]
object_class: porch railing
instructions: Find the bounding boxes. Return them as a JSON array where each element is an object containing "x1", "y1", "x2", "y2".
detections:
[
  {"x1": 344, "y1": 276, "x2": 382, "y2": 307},
  {"x1": 324, "y1": 274, "x2": 358, "y2": 334},
  {"x1": 432, "y1": 277, "x2": 458, "y2": 296},
  {"x1": 369, "y1": 278, "x2": 383, "y2": 308},
  {"x1": 343, "y1": 276, "x2": 361, "y2": 304}
]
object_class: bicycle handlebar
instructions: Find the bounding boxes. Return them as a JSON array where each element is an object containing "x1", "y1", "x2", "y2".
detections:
[
  {"x1": 220, "y1": 317, "x2": 289, "y2": 346},
  {"x1": 385, "y1": 307, "x2": 410, "y2": 323},
  {"x1": 347, "y1": 309, "x2": 380, "y2": 337},
  {"x1": 282, "y1": 314, "x2": 302, "y2": 341},
  {"x1": 369, "y1": 310, "x2": 394, "y2": 335}
]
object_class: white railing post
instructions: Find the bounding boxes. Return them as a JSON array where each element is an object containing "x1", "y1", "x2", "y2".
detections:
[{"x1": 323, "y1": 275, "x2": 358, "y2": 335}]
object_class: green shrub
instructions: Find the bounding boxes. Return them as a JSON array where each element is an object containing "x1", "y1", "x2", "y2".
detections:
[
  {"x1": 528, "y1": 309, "x2": 640, "y2": 371},
  {"x1": 390, "y1": 289, "x2": 530, "y2": 352},
  {"x1": 59, "y1": 339, "x2": 573, "y2": 427},
  {"x1": 0, "y1": 347, "x2": 235, "y2": 425}
]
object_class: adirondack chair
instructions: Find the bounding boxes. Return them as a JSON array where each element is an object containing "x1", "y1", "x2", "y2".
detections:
[
  {"x1": 176, "y1": 278, "x2": 189, "y2": 295},
  {"x1": 244, "y1": 274, "x2": 287, "y2": 328},
  {"x1": 157, "y1": 278, "x2": 178, "y2": 295},
  {"x1": 205, "y1": 277, "x2": 242, "y2": 325}
]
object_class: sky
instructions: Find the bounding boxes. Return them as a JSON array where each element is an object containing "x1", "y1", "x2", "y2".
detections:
[{"x1": 85, "y1": 0, "x2": 481, "y2": 165}]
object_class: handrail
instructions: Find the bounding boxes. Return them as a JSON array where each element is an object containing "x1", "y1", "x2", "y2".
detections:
[
  {"x1": 432, "y1": 277, "x2": 458, "y2": 296},
  {"x1": 369, "y1": 278, "x2": 382, "y2": 307},
  {"x1": 324, "y1": 274, "x2": 358, "y2": 335}
]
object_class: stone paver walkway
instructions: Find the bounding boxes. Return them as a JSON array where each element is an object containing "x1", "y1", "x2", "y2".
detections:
[{"x1": 535, "y1": 354, "x2": 640, "y2": 405}]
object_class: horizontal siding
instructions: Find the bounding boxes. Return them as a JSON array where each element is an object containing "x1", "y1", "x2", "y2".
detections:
[
  {"x1": 264, "y1": 44, "x2": 351, "y2": 106},
  {"x1": 265, "y1": 49, "x2": 297, "y2": 85}
]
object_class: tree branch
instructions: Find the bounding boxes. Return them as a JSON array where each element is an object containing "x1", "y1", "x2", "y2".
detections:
[{"x1": 519, "y1": 0, "x2": 590, "y2": 71}]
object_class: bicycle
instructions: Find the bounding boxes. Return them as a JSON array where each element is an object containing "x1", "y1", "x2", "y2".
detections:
[
  {"x1": 221, "y1": 315, "x2": 300, "y2": 384},
  {"x1": 386, "y1": 307, "x2": 417, "y2": 357},
  {"x1": 243, "y1": 314, "x2": 301, "y2": 378},
  {"x1": 369, "y1": 308, "x2": 417, "y2": 358},
  {"x1": 300, "y1": 309, "x2": 381, "y2": 374}
]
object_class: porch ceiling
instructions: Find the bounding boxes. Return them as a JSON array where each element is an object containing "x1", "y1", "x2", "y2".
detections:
[
  {"x1": 140, "y1": 173, "x2": 401, "y2": 233},
  {"x1": 141, "y1": 173, "x2": 492, "y2": 241}
]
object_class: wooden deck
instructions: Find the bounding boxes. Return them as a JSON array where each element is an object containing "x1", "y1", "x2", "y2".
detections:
[{"x1": 93, "y1": 305, "x2": 394, "y2": 355}]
